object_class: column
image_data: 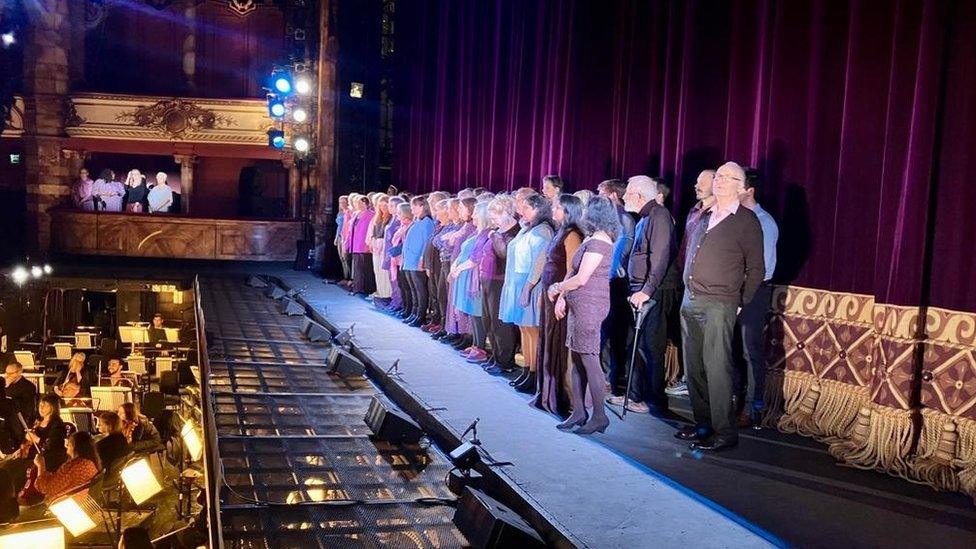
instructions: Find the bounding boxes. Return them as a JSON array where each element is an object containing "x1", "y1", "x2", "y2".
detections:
[
  {"x1": 174, "y1": 154, "x2": 197, "y2": 214},
  {"x1": 182, "y1": 3, "x2": 197, "y2": 94},
  {"x1": 314, "y1": 0, "x2": 338, "y2": 267},
  {"x1": 283, "y1": 156, "x2": 301, "y2": 219},
  {"x1": 23, "y1": 0, "x2": 74, "y2": 250}
]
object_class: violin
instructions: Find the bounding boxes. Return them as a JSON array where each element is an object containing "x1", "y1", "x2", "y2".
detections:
[
  {"x1": 16, "y1": 416, "x2": 46, "y2": 506},
  {"x1": 122, "y1": 419, "x2": 137, "y2": 444}
]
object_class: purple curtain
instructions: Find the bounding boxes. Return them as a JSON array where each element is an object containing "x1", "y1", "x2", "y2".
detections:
[{"x1": 393, "y1": 0, "x2": 975, "y2": 312}]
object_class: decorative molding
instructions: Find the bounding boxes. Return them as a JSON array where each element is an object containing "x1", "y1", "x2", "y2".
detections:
[
  {"x1": 226, "y1": 0, "x2": 258, "y2": 16},
  {"x1": 63, "y1": 97, "x2": 86, "y2": 128},
  {"x1": 116, "y1": 98, "x2": 232, "y2": 139},
  {"x1": 64, "y1": 93, "x2": 275, "y2": 146}
]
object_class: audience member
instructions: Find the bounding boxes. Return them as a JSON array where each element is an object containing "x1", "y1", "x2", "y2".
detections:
[
  {"x1": 72, "y1": 168, "x2": 95, "y2": 211},
  {"x1": 93, "y1": 169, "x2": 125, "y2": 212},
  {"x1": 147, "y1": 172, "x2": 174, "y2": 213},
  {"x1": 123, "y1": 169, "x2": 149, "y2": 213}
]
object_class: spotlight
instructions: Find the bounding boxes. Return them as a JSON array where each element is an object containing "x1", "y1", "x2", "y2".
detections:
[
  {"x1": 120, "y1": 457, "x2": 163, "y2": 505},
  {"x1": 181, "y1": 420, "x2": 204, "y2": 461},
  {"x1": 272, "y1": 71, "x2": 293, "y2": 94},
  {"x1": 31, "y1": 266, "x2": 43, "y2": 278},
  {"x1": 1, "y1": 33, "x2": 14, "y2": 47},
  {"x1": 10, "y1": 265, "x2": 28, "y2": 286},
  {"x1": 294, "y1": 137, "x2": 310, "y2": 153},
  {"x1": 43, "y1": 264, "x2": 53, "y2": 274},
  {"x1": 268, "y1": 96, "x2": 286, "y2": 119},
  {"x1": 295, "y1": 76, "x2": 312, "y2": 95},
  {"x1": 268, "y1": 129, "x2": 286, "y2": 150},
  {"x1": 365, "y1": 395, "x2": 424, "y2": 444},
  {"x1": 449, "y1": 441, "x2": 481, "y2": 472},
  {"x1": 292, "y1": 107, "x2": 308, "y2": 123}
]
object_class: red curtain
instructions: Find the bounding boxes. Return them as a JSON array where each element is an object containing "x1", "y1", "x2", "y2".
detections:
[{"x1": 392, "y1": 0, "x2": 975, "y2": 312}]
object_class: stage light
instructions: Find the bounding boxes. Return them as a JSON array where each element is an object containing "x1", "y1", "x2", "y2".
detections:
[
  {"x1": 43, "y1": 264, "x2": 53, "y2": 274},
  {"x1": 294, "y1": 137, "x2": 310, "y2": 153},
  {"x1": 10, "y1": 265, "x2": 28, "y2": 286},
  {"x1": 268, "y1": 129, "x2": 285, "y2": 149},
  {"x1": 295, "y1": 76, "x2": 312, "y2": 95},
  {"x1": 292, "y1": 107, "x2": 308, "y2": 123},
  {"x1": 449, "y1": 441, "x2": 481, "y2": 472},
  {"x1": 0, "y1": 521, "x2": 65, "y2": 548},
  {"x1": 120, "y1": 457, "x2": 163, "y2": 505},
  {"x1": 49, "y1": 493, "x2": 99, "y2": 537},
  {"x1": 268, "y1": 96, "x2": 286, "y2": 119},
  {"x1": 272, "y1": 71, "x2": 293, "y2": 94},
  {"x1": 30, "y1": 266, "x2": 43, "y2": 278},
  {"x1": 182, "y1": 420, "x2": 204, "y2": 461},
  {"x1": 1, "y1": 33, "x2": 14, "y2": 47}
]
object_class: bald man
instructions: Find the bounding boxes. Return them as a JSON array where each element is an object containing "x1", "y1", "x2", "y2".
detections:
[{"x1": 676, "y1": 161, "x2": 764, "y2": 452}]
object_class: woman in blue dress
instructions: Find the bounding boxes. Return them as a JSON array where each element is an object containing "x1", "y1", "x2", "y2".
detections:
[
  {"x1": 450, "y1": 201, "x2": 492, "y2": 362},
  {"x1": 499, "y1": 193, "x2": 554, "y2": 391}
]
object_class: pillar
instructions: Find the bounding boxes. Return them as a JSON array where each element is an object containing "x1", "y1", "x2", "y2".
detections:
[
  {"x1": 174, "y1": 154, "x2": 197, "y2": 214},
  {"x1": 182, "y1": 3, "x2": 197, "y2": 94},
  {"x1": 284, "y1": 156, "x2": 301, "y2": 219},
  {"x1": 314, "y1": 0, "x2": 338, "y2": 266},
  {"x1": 22, "y1": 0, "x2": 74, "y2": 250}
]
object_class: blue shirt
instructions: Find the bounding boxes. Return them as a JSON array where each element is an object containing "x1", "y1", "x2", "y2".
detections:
[
  {"x1": 610, "y1": 206, "x2": 634, "y2": 279},
  {"x1": 403, "y1": 216, "x2": 435, "y2": 271},
  {"x1": 335, "y1": 212, "x2": 345, "y2": 245},
  {"x1": 752, "y1": 204, "x2": 779, "y2": 281}
]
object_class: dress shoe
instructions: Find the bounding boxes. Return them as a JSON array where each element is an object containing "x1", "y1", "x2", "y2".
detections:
[
  {"x1": 431, "y1": 330, "x2": 447, "y2": 340},
  {"x1": 485, "y1": 363, "x2": 515, "y2": 375},
  {"x1": 514, "y1": 371, "x2": 536, "y2": 393},
  {"x1": 407, "y1": 317, "x2": 424, "y2": 327},
  {"x1": 451, "y1": 336, "x2": 472, "y2": 350},
  {"x1": 625, "y1": 401, "x2": 649, "y2": 414},
  {"x1": 575, "y1": 416, "x2": 610, "y2": 435},
  {"x1": 605, "y1": 394, "x2": 627, "y2": 406},
  {"x1": 690, "y1": 436, "x2": 738, "y2": 452},
  {"x1": 441, "y1": 333, "x2": 460, "y2": 344},
  {"x1": 556, "y1": 414, "x2": 587, "y2": 431},
  {"x1": 674, "y1": 425, "x2": 711, "y2": 441},
  {"x1": 420, "y1": 322, "x2": 435, "y2": 331},
  {"x1": 737, "y1": 411, "x2": 753, "y2": 428},
  {"x1": 402, "y1": 314, "x2": 417, "y2": 324}
]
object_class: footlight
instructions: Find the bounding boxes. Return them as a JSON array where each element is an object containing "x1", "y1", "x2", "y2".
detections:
[
  {"x1": 49, "y1": 492, "x2": 101, "y2": 537},
  {"x1": 120, "y1": 457, "x2": 163, "y2": 505},
  {"x1": 0, "y1": 521, "x2": 64, "y2": 549}
]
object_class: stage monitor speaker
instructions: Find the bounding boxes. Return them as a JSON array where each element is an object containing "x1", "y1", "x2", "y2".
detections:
[
  {"x1": 266, "y1": 286, "x2": 287, "y2": 300},
  {"x1": 279, "y1": 298, "x2": 304, "y2": 316},
  {"x1": 246, "y1": 275, "x2": 269, "y2": 288},
  {"x1": 364, "y1": 395, "x2": 424, "y2": 444},
  {"x1": 301, "y1": 318, "x2": 331, "y2": 342},
  {"x1": 328, "y1": 346, "x2": 365, "y2": 377},
  {"x1": 453, "y1": 488, "x2": 545, "y2": 549}
]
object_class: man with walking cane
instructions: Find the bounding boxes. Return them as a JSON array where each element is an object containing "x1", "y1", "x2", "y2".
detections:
[{"x1": 606, "y1": 175, "x2": 676, "y2": 415}]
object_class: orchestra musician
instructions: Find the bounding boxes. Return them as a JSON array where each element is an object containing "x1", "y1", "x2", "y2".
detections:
[
  {"x1": 94, "y1": 411, "x2": 130, "y2": 473},
  {"x1": 54, "y1": 352, "x2": 92, "y2": 399},
  {"x1": 147, "y1": 313, "x2": 167, "y2": 344},
  {"x1": 4, "y1": 362, "x2": 37, "y2": 425},
  {"x1": 0, "y1": 395, "x2": 67, "y2": 502},
  {"x1": 34, "y1": 431, "x2": 100, "y2": 504},
  {"x1": 105, "y1": 358, "x2": 134, "y2": 388},
  {"x1": 118, "y1": 402, "x2": 161, "y2": 453},
  {"x1": 0, "y1": 384, "x2": 21, "y2": 454}
]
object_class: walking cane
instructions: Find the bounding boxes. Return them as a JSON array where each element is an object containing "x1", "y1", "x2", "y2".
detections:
[{"x1": 621, "y1": 299, "x2": 655, "y2": 418}]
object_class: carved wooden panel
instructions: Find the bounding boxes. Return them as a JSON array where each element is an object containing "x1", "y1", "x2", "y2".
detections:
[
  {"x1": 215, "y1": 222, "x2": 300, "y2": 261},
  {"x1": 51, "y1": 212, "x2": 98, "y2": 253},
  {"x1": 127, "y1": 219, "x2": 216, "y2": 259},
  {"x1": 97, "y1": 216, "x2": 127, "y2": 254}
]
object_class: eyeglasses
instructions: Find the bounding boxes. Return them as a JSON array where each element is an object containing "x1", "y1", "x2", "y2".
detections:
[{"x1": 714, "y1": 173, "x2": 743, "y2": 182}]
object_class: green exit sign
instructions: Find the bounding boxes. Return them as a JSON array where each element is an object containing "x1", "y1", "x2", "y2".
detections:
[{"x1": 8, "y1": 154, "x2": 19, "y2": 164}]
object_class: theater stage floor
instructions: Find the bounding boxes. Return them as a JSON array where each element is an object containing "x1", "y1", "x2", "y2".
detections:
[{"x1": 266, "y1": 268, "x2": 976, "y2": 549}]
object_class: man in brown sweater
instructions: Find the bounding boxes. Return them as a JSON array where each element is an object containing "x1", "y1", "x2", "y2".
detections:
[{"x1": 675, "y1": 161, "x2": 764, "y2": 451}]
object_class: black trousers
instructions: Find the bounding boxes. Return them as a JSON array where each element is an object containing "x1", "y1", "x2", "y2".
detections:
[
  {"x1": 601, "y1": 277, "x2": 633, "y2": 392},
  {"x1": 483, "y1": 278, "x2": 518, "y2": 368},
  {"x1": 396, "y1": 269, "x2": 412, "y2": 313},
  {"x1": 427, "y1": 259, "x2": 442, "y2": 324},
  {"x1": 406, "y1": 270, "x2": 429, "y2": 319},
  {"x1": 681, "y1": 296, "x2": 738, "y2": 440},
  {"x1": 437, "y1": 260, "x2": 451, "y2": 327},
  {"x1": 628, "y1": 289, "x2": 671, "y2": 408},
  {"x1": 735, "y1": 284, "x2": 773, "y2": 409}
]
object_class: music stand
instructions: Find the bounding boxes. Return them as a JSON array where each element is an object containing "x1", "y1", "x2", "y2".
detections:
[
  {"x1": 14, "y1": 351, "x2": 35, "y2": 369},
  {"x1": 74, "y1": 332, "x2": 97, "y2": 350},
  {"x1": 60, "y1": 400, "x2": 95, "y2": 433},
  {"x1": 52, "y1": 343, "x2": 73, "y2": 361},
  {"x1": 155, "y1": 356, "x2": 174, "y2": 376},
  {"x1": 126, "y1": 355, "x2": 147, "y2": 375},
  {"x1": 91, "y1": 386, "x2": 133, "y2": 412},
  {"x1": 164, "y1": 328, "x2": 180, "y2": 343},
  {"x1": 23, "y1": 371, "x2": 45, "y2": 394},
  {"x1": 119, "y1": 326, "x2": 149, "y2": 355}
]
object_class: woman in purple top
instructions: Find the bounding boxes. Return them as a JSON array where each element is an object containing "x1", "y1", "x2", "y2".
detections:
[
  {"x1": 478, "y1": 195, "x2": 522, "y2": 373},
  {"x1": 441, "y1": 197, "x2": 477, "y2": 350},
  {"x1": 449, "y1": 201, "x2": 493, "y2": 363},
  {"x1": 349, "y1": 195, "x2": 376, "y2": 295},
  {"x1": 383, "y1": 197, "x2": 405, "y2": 310},
  {"x1": 429, "y1": 201, "x2": 460, "y2": 341},
  {"x1": 92, "y1": 169, "x2": 125, "y2": 212}
]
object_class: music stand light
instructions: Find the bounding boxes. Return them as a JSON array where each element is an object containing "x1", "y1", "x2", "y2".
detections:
[
  {"x1": 0, "y1": 521, "x2": 65, "y2": 548},
  {"x1": 181, "y1": 420, "x2": 204, "y2": 461},
  {"x1": 48, "y1": 492, "x2": 100, "y2": 537},
  {"x1": 119, "y1": 326, "x2": 149, "y2": 355},
  {"x1": 120, "y1": 457, "x2": 163, "y2": 505},
  {"x1": 13, "y1": 350, "x2": 35, "y2": 369}
]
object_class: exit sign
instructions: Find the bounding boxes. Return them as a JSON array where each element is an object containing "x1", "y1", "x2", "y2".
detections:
[{"x1": 9, "y1": 154, "x2": 20, "y2": 164}]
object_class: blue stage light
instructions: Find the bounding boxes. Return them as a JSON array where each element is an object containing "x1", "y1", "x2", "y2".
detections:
[
  {"x1": 267, "y1": 95, "x2": 286, "y2": 119},
  {"x1": 268, "y1": 129, "x2": 285, "y2": 149},
  {"x1": 272, "y1": 70, "x2": 293, "y2": 95}
]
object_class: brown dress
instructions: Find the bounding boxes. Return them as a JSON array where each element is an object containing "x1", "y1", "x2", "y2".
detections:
[
  {"x1": 533, "y1": 227, "x2": 582, "y2": 414},
  {"x1": 566, "y1": 238, "x2": 613, "y2": 354}
]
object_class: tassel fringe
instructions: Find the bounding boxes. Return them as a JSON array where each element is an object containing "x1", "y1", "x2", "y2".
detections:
[
  {"x1": 763, "y1": 370, "x2": 868, "y2": 442},
  {"x1": 954, "y1": 416, "x2": 976, "y2": 503},
  {"x1": 907, "y1": 409, "x2": 961, "y2": 492},
  {"x1": 828, "y1": 404, "x2": 914, "y2": 478}
]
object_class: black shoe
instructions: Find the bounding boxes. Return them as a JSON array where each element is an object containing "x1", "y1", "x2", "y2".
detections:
[
  {"x1": 431, "y1": 330, "x2": 448, "y2": 340},
  {"x1": 674, "y1": 425, "x2": 711, "y2": 441},
  {"x1": 402, "y1": 314, "x2": 416, "y2": 324},
  {"x1": 690, "y1": 436, "x2": 738, "y2": 452},
  {"x1": 407, "y1": 317, "x2": 425, "y2": 327},
  {"x1": 509, "y1": 368, "x2": 528, "y2": 386},
  {"x1": 575, "y1": 415, "x2": 610, "y2": 435},
  {"x1": 442, "y1": 333, "x2": 460, "y2": 344},
  {"x1": 556, "y1": 414, "x2": 587, "y2": 431},
  {"x1": 451, "y1": 336, "x2": 472, "y2": 350},
  {"x1": 514, "y1": 371, "x2": 536, "y2": 393}
]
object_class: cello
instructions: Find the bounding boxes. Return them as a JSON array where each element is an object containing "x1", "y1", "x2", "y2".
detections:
[{"x1": 15, "y1": 413, "x2": 46, "y2": 506}]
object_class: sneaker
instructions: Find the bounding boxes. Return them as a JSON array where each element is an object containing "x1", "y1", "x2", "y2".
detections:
[
  {"x1": 466, "y1": 348, "x2": 488, "y2": 363},
  {"x1": 625, "y1": 401, "x2": 650, "y2": 414},
  {"x1": 665, "y1": 382, "x2": 689, "y2": 396},
  {"x1": 606, "y1": 395, "x2": 627, "y2": 406}
]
